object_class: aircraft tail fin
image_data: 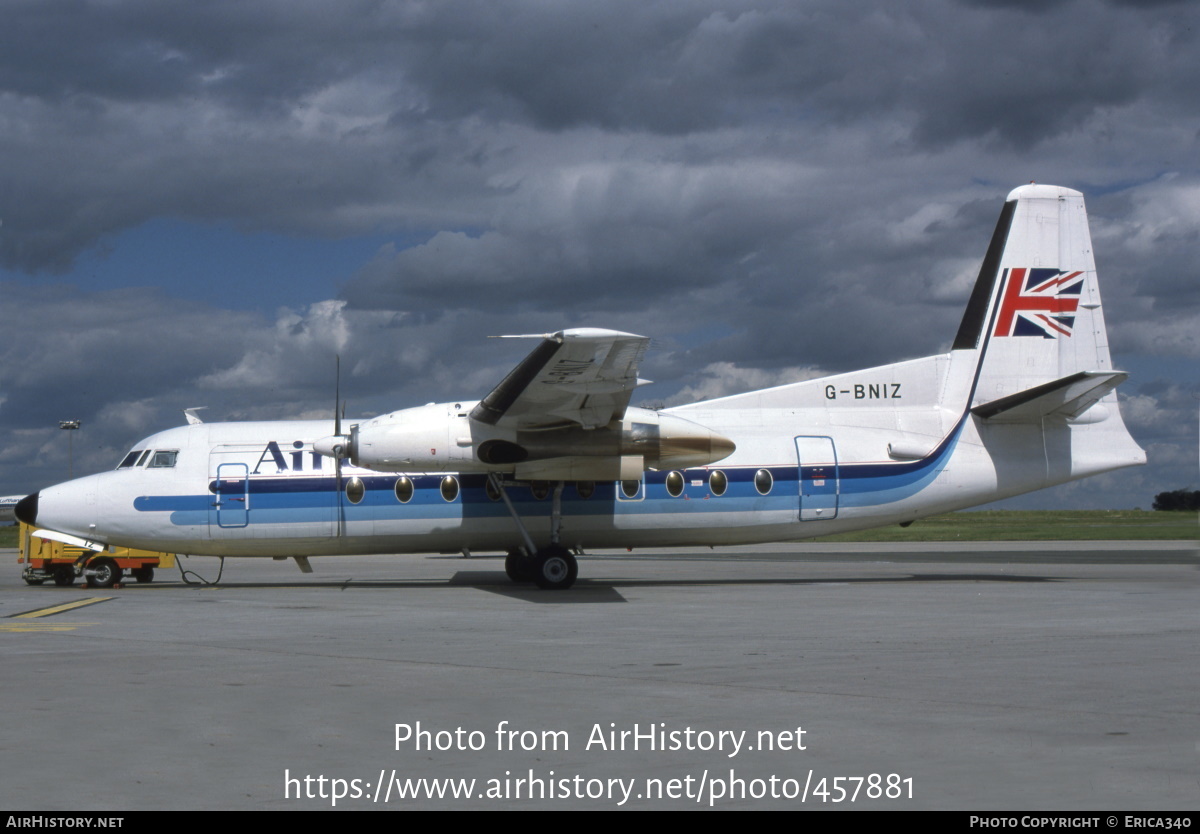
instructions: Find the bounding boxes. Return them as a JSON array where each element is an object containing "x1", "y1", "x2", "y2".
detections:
[
  {"x1": 954, "y1": 184, "x2": 1144, "y2": 481},
  {"x1": 956, "y1": 183, "x2": 1119, "y2": 405}
]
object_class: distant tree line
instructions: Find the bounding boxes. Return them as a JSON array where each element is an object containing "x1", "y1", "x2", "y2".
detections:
[{"x1": 1152, "y1": 489, "x2": 1200, "y2": 511}]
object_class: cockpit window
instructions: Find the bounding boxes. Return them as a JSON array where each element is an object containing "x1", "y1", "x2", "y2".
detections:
[
  {"x1": 148, "y1": 450, "x2": 179, "y2": 468},
  {"x1": 117, "y1": 450, "x2": 144, "y2": 469}
]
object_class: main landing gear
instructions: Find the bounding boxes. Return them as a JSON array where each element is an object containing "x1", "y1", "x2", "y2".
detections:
[
  {"x1": 491, "y1": 475, "x2": 578, "y2": 590},
  {"x1": 505, "y1": 544, "x2": 578, "y2": 590}
]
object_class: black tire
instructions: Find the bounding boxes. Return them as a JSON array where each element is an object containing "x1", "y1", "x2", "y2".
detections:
[
  {"x1": 87, "y1": 557, "x2": 121, "y2": 589},
  {"x1": 53, "y1": 566, "x2": 75, "y2": 587},
  {"x1": 532, "y1": 546, "x2": 578, "y2": 590},
  {"x1": 132, "y1": 567, "x2": 154, "y2": 583},
  {"x1": 504, "y1": 549, "x2": 532, "y2": 582}
]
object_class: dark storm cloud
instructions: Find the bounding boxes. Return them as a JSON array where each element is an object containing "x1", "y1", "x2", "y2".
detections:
[
  {"x1": 0, "y1": 283, "x2": 259, "y2": 426},
  {"x1": 391, "y1": 1, "x2": 1199, "y2": 149},
  {"x1": 4, "y1": 0, "x2": 1199, "y2": 273}
]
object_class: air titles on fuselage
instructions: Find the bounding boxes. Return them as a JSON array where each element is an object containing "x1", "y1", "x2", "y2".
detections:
[{"x1": 252, "y1": 440, "x2": 327, "y2": 475}]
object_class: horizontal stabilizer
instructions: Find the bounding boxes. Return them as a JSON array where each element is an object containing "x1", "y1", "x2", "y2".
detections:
[{"x1": 971, "y1": 371, "x2": 1127, "y2": 422}]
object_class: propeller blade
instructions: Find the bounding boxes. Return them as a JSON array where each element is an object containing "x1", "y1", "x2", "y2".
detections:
[
  {"x1": 334, "y1": 354, "x2": 341, "y2": 440},
  {"x1": 335, "y1": 456, "x2": 344, "y2": 537},
  {"x1": 334, "y1": 353, "x2": 345, "y2": 536}
]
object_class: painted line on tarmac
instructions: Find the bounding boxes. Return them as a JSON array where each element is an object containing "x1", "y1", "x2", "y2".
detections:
[
  {"x1": 8, "y1": 597, "x2": 114, "y2": 619},
  {"x1": 0, "y1": 622, "x2": 100, "y2": 632}
]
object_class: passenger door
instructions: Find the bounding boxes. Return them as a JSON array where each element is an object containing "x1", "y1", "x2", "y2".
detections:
[{"x1": 794, "y1": 436, "x2": 839, "y2": 521}]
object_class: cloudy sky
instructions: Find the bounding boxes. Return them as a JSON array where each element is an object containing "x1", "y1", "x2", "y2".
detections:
[{"x1": 1, "y1": 0, "x2": 1197, "y2": 510}]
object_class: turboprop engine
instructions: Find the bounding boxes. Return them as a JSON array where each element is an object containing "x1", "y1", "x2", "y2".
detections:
[{"x1": 314, "y1": 403, "x2": 735, "y2": 480}]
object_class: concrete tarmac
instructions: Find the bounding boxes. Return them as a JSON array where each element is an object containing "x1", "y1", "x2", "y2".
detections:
[{"x1": 2, "y1": 541, "x2": 1197, "y2": 811}]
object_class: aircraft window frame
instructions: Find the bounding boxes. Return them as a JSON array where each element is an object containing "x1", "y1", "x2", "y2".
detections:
[
  {"x1": 665, "y1": 471, "x2": 684, "y2": 498},
  {"x1": 346, "y1": 477, "x2": 365, "y2": 504},
  {"x1": 619, "y1": 479, "x2": 642, "y2": 500},
  {"x1": 441, "y1": 476, "x2": 460, "y2": 502},
  {"x1": 709, "y1": 470, "x2": 728, "y2": 497},
  {"x1": 754, "y1": 469, "x2": 773, "y2": 496},
  {"x1": 394, "y1": 476, "x2": 414, "y2": 504},
  {"x1": 135, "y1": 449, "x2": 153, "y2": 467},
  {"x1": 575, "y1": 481, "x2": 594, "y2": 499},
  {"x1": 530, "y1": 481, "x2": 549, "y2": 500},
  {"x1": 117, "y1": 450, "x2": 144, "y2": 469},
  {"x1": 148, "y1": 450, "x2": 179, "y2": 468},
  {"x1": 485, "y1": 478, "x2": 502, "y2": 502}
]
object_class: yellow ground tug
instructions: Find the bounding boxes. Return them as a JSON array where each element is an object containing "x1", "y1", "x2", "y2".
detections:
[{"x1": 18, "y1": 522, "x2": 176, "y2": 588}]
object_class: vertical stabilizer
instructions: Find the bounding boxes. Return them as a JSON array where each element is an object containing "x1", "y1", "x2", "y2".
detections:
[
  {"x1": 957, "y1": 184, "x2": 1115, "y2": 406},
  {"x1": 954, "y1": 184, "x2": 1144, "y2": 487}
]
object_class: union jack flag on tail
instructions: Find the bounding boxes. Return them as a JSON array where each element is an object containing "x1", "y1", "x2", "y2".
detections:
[{"x1": 992, "y1": 267, "x2": 1084, "y2": 339}]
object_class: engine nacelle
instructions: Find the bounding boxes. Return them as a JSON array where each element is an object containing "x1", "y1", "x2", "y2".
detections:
[{"x1": 314, "y1": 403, "x2": 735, "y2": 475}]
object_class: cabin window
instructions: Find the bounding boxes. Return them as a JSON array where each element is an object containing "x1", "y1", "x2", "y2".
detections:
[
  {"x1": 754, "y1": 469, "x2": 773, "y2": 495},
  {"x1": 620, "y1": 479, "x2": 641, "y2": 499},
  {"x1": 665, "y1": 471, "x2": 684, "y2": 497},
  {"x1": 530, "y1": 481, "x2": 549, "y2": 500},
  {"x1": 575, "y1": 481, "x2": 594, "y2": 499},
  {"x1": 148, "y1": 450, "x2": 178, "y2": 468},
  {"x1": 709, "y1": 470, "x2": 728, "y2": 497},
  {"x1": 346, "y1": 477, "x2": 365, "y2": 504},
  {"x1": 441, "y1": 476, "x2": 460, "y2": 502},
  {"x1": 485, "y1": 478, "x2": 502, "y2": 502},
  {"x1": 394, "y1": 476, "x2": 414, "y2": 503},
  {"x1": 117, "y1": 450, "x2": 143, "y2": 469}
]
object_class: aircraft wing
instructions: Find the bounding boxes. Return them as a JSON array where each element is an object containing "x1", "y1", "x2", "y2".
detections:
[{"x1": 470, "y1": 328, "x2": 650, "y2": 430}]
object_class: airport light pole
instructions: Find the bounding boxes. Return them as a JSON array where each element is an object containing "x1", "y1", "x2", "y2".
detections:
[{"x1": 59, "y1": 420, "x2": 80, "y2": 479}]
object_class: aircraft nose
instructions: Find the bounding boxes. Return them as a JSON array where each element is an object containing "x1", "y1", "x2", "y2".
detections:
[{"x1": 15, "y1": 492, "x2": 38, "y2": 525}]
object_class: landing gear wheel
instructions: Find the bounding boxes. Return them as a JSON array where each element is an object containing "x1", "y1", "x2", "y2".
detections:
[
  {"x1": 132, "y1": 567, "x2": 154, "y2": 583},
  {"x1": 87, "y1": 557, "x2": 122, "y2": 589},
  {"x1": 505, "y1": 549, "x2": 532, "y2": 582},
  {"x1": 532, "y1": 545, "x2": 578, "y2": 590},
  {"x1": 53, "y1": 566, "x2": 75, "y2": 586}
]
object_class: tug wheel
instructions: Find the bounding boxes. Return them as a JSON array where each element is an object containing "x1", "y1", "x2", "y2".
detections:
[{"x1": 87, "y1": 557, "x2": 121, "y2": 589}]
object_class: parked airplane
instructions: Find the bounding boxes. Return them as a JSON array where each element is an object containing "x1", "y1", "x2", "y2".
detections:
[
  {"x1": 1, "y1": 495, "x2": 23, "y2": 524},
  {"x1": 16, "y1": 184, "x2": 1145, "y2": 589}
]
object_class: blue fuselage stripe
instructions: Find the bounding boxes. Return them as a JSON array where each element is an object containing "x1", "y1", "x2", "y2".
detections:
[{"x1": 133, "y1": 416, "x2": 964, "y2": 528}]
